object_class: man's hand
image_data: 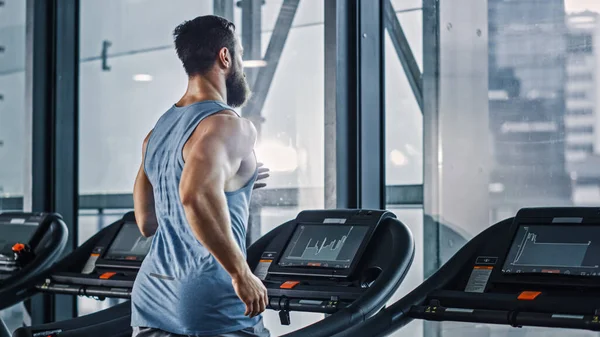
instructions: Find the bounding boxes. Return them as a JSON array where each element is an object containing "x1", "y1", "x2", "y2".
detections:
[
  {"x1": 253, "y1": 162, "x2": 270, "y2": 190},
  {"x1": 231, "y1": 270, "x2": 269, "y2": 317}
]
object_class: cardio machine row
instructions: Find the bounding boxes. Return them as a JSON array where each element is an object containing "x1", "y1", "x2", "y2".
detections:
[
  {"x1": 4, "y1": 207, "x2": 600, "y2": 337},
  {"x1": 0, "y1": 209, "x2": 413, "y2": 337}
]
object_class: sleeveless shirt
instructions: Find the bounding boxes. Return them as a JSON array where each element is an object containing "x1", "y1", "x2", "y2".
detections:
[{"x1": 131, "y1": 100, "x2": 260, "y2": 335}]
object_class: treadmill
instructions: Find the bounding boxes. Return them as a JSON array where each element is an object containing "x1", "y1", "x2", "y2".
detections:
[
  {"x1": 335, "y1": 207, "x2": 600, "y2": 336},
  {"x1": 12, "y1": 211, "x2": 149, "y2": 337},
  {"x1": 14, "y1": 209, "x2": 414, "y2": 337},
  {"x1": 0, "y1": 212, "x2": 68, "y2": 337}
]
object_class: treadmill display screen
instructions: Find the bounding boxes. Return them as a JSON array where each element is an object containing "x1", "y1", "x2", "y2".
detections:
[
  {"x1": 0, "y1": 222, "x2": 38, "y2": 257},
  {"x1": 104, "y1": 222, "x2": 152, "y2": 261},
  {"x1": 278, "y1": 224, "x2": 370, "y2": 269},
  {"x1": 502, "y1": 224, "x2": 600, "y2": 277}
]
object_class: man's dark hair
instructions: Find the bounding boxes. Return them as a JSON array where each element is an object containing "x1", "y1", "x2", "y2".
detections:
[{"x1": 173, "y1": 15, "x2": 237, "y2": 76}]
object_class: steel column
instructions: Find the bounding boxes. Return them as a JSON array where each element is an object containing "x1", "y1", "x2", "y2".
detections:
[
  {"x1": 358, "y1": 0, "x2": 385, "y2": 209},
  {"x1": 28, "y1": 0, "x2": 79, "y2": 323},
  {"x1": 214, "y1": 0, "x2": 234, "y2": 21},
  {"x1": 240, "y1": 0, "x2": 262, "y2": 86}
]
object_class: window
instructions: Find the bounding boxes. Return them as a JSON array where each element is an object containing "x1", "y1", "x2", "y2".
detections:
[
  {"x1": 428, "y1": 0, "x2": 600, "y2": 336},
  {"x1": 568, "y1": 108, "x2": 593, "y2": 115},
  {"x1": 385, "y1": 2, "x2": 425, "y2": 336},
  {"x1": 569, "y1": 73, "x2": 593, "y2": 81},
  {"x1": 0, "y1": 0, "x2": 26, "y2": 207},
  {"x1": 78, "y1": 0, "x2": 330, "y2": 333},
  {"x1": 569, "y1": 90, "x2": 587, "y2": 99},
  {"x1": 385, "y1": 2, "x2": 423, "y2": 187},
  {"x1": 568, "y1": 33, "x2": 593, "y2": 53},
  {"x1": 0, "y1": 0, "x2": 29, "y2": 332}
]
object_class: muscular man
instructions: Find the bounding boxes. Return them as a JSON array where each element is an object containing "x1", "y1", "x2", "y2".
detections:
[{"x1": 131, "y1": 15, "x2": 271, "y2": 337}]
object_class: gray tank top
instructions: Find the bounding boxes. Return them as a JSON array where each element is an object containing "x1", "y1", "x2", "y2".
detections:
[{"x1": 131, "y1": 100, "x2": 260, "y2": 335}]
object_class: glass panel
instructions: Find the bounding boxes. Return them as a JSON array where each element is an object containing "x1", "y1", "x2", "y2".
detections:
[
  {"x1": 384, "y1": 6, "x2": 425, "y2": 336},
  {"x1": 391, "y1": 0, "x2": 422, "y2": 12},
  {"x1": 0, "y1": 0, "x2": 26, "y2": 203},
  {"x1": 385, "y1": 8, "x2": 423, "y2": 186},
  {"x1": 431, "y1": 0, "x2": 600, "y2": 337},
  {"x1": 78, "y1": 1, "x2": 329, "y2": 334},
  {"x1": 0, "y1": 0, "x2": 29, "y2": 332}
]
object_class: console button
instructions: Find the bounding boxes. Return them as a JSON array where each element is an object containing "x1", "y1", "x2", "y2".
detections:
[
  {"x1": 99, "y1": 272, "x2": 117, "y2": 279},
  {"x1": 280, "y1": 281, "x2": 300, "y2": 289},
  {"x1": 517, "y1": 291, "x2": 541, "y2": 300}
]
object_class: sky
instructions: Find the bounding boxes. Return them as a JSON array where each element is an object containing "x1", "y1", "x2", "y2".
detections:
[{"x1": 565, "y1": 0, "x2": 600, "y2": 13}]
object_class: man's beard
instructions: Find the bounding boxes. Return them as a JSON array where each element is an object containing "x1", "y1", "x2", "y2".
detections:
[{"x1": 225, "y1": 69, "x2": 251, "y2": 108}]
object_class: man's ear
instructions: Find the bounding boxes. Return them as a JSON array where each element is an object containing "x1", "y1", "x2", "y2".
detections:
[{"x1": 218, "y1": 47, "x2": 232, "y2": 69}]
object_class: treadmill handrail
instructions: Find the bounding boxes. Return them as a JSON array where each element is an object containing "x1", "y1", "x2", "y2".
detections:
[
  {"x1": 0, "y1": 216, "x2": 69, "y2": 309},
  {"x1": 332, "y1": 218, "x2": 514, "y2": 337}
]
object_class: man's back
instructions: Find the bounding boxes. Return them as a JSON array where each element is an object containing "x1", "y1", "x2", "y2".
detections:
[{"x1": 131, "y1": 101, "x2": 261, "y2": 336}]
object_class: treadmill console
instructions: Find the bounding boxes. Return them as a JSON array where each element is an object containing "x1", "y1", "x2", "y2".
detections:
[
  {"x1": 490, "y1": 209, "x2": 600, "y2": 289},
  {"x1": 502, "y1": 222, "x2": 600, "y2": 278},
  {"x1": 103, "y1": 222, "x2": 152, "y2": 262},
  {"x1": 39, "y1": 212, "x2": 149, "y2": 298},
  {"x1": 0, "y1": 213, "x2": 59, "y2": 275},
  {"x1": 268, "y1": 213, "x2": 377, "y2": 279}
]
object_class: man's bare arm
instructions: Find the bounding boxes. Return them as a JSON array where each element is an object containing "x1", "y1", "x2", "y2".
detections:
[
  {"x1": 133, "y1": 132, "x2": 158, "y2": 237},
  {"x1": 179, "y1": 113, "x2": 267, "y2": 317},
  {"x1": 179, "y1": 114, "x2": 254, "y2": 277}
]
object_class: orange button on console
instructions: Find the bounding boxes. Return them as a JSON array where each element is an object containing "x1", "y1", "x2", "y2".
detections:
[
  {"x1": 12, "y1": 243, "x2": 25, "y2": 252},
  {"x1": 518, "y1": 291, "x2": 541, "y2": 300},
  {"x1": 99, "y1": 272, "x2": 117, "y2": 279},
  {"x1": 280, "y1": 281, "x2": 300, "y2": 289}
]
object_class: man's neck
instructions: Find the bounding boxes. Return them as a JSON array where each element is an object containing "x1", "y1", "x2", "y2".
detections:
[{"x1": 176, "y1": 74, "x2": 227, "y2": 107}]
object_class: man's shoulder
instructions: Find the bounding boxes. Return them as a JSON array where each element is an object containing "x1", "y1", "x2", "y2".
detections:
[{"x1": 198, "y1": 111, "x2": 257, "y2": 143}]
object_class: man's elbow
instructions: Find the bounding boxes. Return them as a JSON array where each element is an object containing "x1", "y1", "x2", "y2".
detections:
[
  {"x1": 138, "y1": 223, "x2": 157, "y2": 237},
  {"x1": 140, "y1": 230, "x2": 154, "y2": 238},
  {"x1": 135, "y1": 216, "x2": 157, "y2": 237},
  {"x1": 180, "y1": 190, "x2": 198, "y2": 208}
]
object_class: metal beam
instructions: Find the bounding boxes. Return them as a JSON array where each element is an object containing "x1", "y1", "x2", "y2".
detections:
[
  {"x1": 358, "y1": 0, "x2": 386, "y2": 209},
  {"x1": 214, "y1": 0, "x2": 234, "y2": 21},
  {"x1": 51, "y1": 0, "x2": 80, "y2": 322},
  {"x1": 386, "y1": 184, "x2": 423, "y2": 205},
  {"x1": 242, "y1": 0, "x2": 299, "y2": 136},
  {"x1": 240, "y1": 0, "x2": 262, "y2": 87},
  {"x1": 29, "y1": 0, "x2": 53, "y2": 215},
  {"x1": 422, "y1": 0, "x2": 440, "y2": 333},
  {"x1": 27, "y1": 0, "x2": 55, "y2": 326},
  {"x1": 329, "y1": 0, "x2": 356, "y2": 208},
  {"x1": 332, "y1": 0, "x2": 386, "y2": 209},
  {"x1": 422, "y1": 0, "x2": 441, "y2": 280},
  {"x1": 385, "y1": 0, "x2": 423, "y2": 112},
  {"x1": 324, "y1": 0, "x2": 340, "y2": 209},
  {"x1": 240, "y1": 0, "x2": 263, "y2": 246},
  {"x1": 0, "y1": 197, "x2": 23, "y2": 211}
]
